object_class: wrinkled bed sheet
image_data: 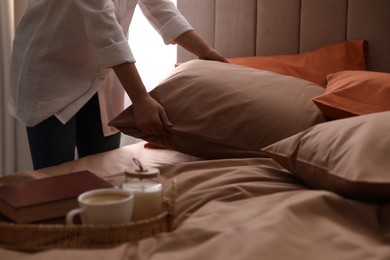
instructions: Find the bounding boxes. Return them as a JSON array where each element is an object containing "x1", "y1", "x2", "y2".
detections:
[{"x1": 0, "y1": 143, "x2": 389, "y2": 259}]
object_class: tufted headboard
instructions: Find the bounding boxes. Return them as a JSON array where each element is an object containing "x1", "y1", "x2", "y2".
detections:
[{"x1": 177, "y1": 0, "x2": 390, "y2": 72}]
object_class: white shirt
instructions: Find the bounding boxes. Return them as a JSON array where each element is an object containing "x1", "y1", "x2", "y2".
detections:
[{"x1": 9, "y1": 0, "x2": 193, "y2": 136}]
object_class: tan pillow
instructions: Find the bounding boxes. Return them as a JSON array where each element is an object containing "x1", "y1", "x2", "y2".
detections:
[
  {"x1": 110, "y1": 60, "x2": 326, "y2": 159},
  {"x1": 262, "y1": 111, "x2": 390, "y2": 201},
  {"x1": 313, "y1": 70, "x2": 390, "y2": 119}
]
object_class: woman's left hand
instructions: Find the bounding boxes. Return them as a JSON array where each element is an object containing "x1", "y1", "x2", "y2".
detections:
[{"x1": 199, "y1": 49, "x2": 229, "y2": 63}]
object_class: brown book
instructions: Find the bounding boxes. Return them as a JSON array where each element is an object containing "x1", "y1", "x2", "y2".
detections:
[{"x1": 0, "y1": 170, "x2": 113, "y2": 223}]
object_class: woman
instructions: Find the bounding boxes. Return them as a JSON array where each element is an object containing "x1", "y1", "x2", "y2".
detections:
[{"x1": 9, "y1": 0, "x2": 227, "y2": 170}]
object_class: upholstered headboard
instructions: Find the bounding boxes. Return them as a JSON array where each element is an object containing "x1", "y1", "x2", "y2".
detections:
[{"x1": 177, "y1": 0, "x2": 390, "y2": 72}]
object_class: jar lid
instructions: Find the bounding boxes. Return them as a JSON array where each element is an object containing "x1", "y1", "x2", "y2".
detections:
[
  {"x1": 125, "y1": 158, "x2": 160, "y2": 179},
  {"x1": 124, "y1": 168, "x2": 159, "y2": 179}
]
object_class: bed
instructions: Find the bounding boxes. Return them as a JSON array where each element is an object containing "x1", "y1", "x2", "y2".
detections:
[{"x1": 1, "y1": 0, "x2": 390, "y2": 259}]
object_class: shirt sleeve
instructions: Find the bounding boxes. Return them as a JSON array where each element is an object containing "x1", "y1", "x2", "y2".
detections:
[
  {"x1": 73, "y1": 0, "x2": 135, "y2": 68},
  {"x1": 138, "y1": 0, "x2": 194, "y2": 45}
]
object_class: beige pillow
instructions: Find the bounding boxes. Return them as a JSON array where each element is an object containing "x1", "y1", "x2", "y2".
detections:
[
  {"x1": 262, "y1": 111, "x2": 390, "y2": 201},
  {"x1": 110, "y1": 60, "x2": 326, "y2": 159}
]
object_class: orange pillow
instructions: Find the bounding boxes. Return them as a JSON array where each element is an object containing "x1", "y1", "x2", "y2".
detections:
[
  {"x1": 312, "y1": 70, "x2": 390, "y2": 119},
  {"x1": 228, "y1": 40, "x2": 367, "y2": 87}
]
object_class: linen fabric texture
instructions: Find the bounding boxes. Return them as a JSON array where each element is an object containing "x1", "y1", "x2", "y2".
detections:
[{"x1": 8, "y1": 0, "x2": 193, "y2": 136}]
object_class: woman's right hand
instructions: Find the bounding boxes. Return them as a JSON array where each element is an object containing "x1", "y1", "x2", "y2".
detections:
[
  {"x1": 132, "y1": 95, "x2": 172, "y2": 136},
  {"x1": 112, "y1": 62, "x2": 172, "y2": 136}
]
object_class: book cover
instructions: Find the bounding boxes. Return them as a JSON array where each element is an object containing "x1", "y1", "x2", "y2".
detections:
[{"x1": 0, "y1": 170, "x2": 113, "y2": 223}]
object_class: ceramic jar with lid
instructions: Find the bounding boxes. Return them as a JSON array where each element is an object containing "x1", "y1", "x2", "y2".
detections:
[{"x1": 121, "y1": 159, "x2": 163, "y2": 221}]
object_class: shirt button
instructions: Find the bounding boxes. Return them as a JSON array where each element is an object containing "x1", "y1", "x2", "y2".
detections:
[{"x1": 99, "y1": 74, "x2": 105, "y2": 80}]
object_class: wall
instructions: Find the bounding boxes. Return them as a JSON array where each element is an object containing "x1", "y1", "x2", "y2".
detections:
[{"x1": 0, "y1": 0, "x2": 31, "y2": 175}]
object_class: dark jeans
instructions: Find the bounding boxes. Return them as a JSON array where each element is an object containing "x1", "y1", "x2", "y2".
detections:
[{"x1": 26, "y1": 94, "x2": 121, "y2": 170}]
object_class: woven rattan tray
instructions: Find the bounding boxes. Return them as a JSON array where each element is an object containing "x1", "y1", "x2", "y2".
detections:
[{"x1": 0, "y1": 179, "x2": 177, "y2": 252}]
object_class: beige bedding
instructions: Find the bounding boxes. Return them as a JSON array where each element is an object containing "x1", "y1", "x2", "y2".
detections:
[
  {"x1": 1, "y1": 153, "x2": 389, "y2": 259},
  {"x1": 1, "y1": 0, "x2": 390, "y2": 258}
]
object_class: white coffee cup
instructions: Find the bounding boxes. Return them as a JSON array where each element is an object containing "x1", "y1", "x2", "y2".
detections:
[{"x1": 66, "y1": 188, "x2": 134, "y2": 225}]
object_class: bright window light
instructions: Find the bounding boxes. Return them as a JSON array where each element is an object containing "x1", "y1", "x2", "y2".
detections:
[
  {"x1": 121, "y1": 1, "x2": 178, "y2": 146},
  {"x1": 127, "y1": 1, "x2": 178, "y2": 95}
]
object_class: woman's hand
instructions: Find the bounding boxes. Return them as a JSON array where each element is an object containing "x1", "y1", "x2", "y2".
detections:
[
  {"x1": 198, "y1": 48, "x2": 229, "y2": 63},
  {"x1": 112, "y1": 62, "x2": 172, "y2": 136},
  {"x1": 132, "y1": 95, "x2": 172, "y2": 136},
  {"x1": 174, "y1": 30, "x2": 229, "y2": 63}
]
